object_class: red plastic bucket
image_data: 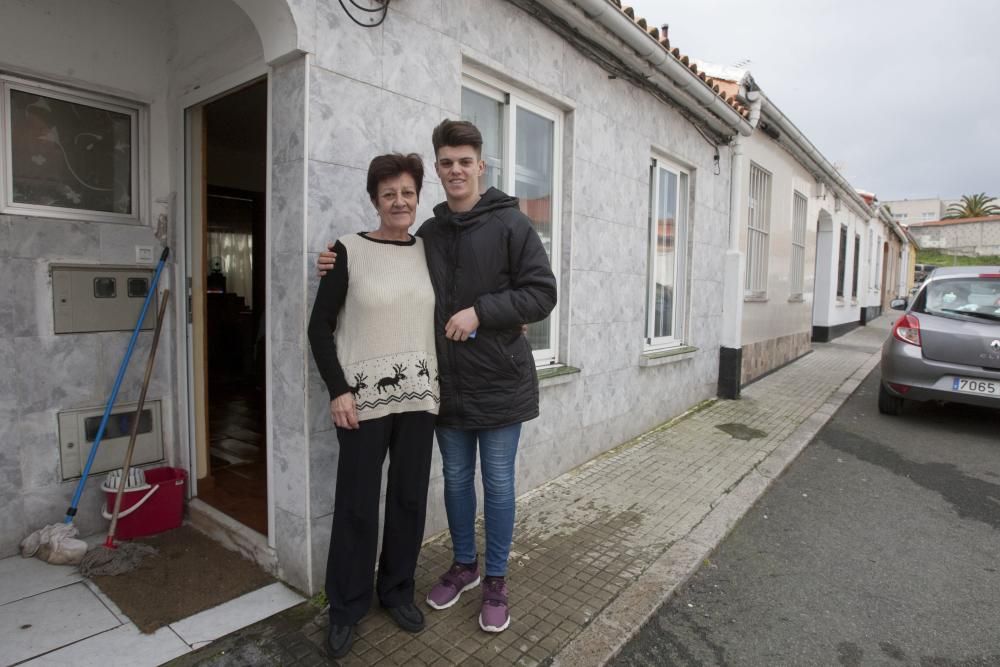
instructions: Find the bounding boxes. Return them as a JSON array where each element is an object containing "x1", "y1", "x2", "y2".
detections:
[{"x1": 101, "y1": 467, "x2": 187, "y2": 539}]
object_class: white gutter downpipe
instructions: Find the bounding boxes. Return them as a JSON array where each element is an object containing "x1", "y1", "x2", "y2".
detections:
[
  {"x1": 538, "y1": 0, "x2": 752, "y2": 137},
  {"x1": 719, "y1": 91, "x2": 761, "y2": 398},
  {"x1": 728, "y1": 92, "x2": 762, "y2": 253},
  {"x1": 573, "y1": 0, "x2": 752, "y2": 136}
]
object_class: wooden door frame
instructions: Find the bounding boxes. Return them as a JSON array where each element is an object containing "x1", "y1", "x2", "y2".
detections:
[{"x1": 177, "y1": 66, "x2": 274, "y2": 545}]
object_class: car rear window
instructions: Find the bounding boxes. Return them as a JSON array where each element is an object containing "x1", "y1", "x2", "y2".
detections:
[{"x1": 913, "y1": 277, "x2": 1000, "y2": 323}]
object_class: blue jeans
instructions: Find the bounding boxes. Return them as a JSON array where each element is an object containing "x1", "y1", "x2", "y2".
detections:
[{"x1": 436, "y1": 423, "x2": 522, "y2": 577}]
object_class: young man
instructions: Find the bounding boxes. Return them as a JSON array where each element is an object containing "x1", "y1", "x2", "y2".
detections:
[{"x1": 318, "y1": 120, "x2": 556, "y2": 633}]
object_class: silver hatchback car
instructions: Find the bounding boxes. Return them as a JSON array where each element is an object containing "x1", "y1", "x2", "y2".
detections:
[{"x1": 879, "y1": 266, "x2": 1000, "y2": 415}]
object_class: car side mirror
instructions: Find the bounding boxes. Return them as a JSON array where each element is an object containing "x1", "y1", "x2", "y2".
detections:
[{"x1": 890, "y1": 298, "x2": 907, "y2": 311}]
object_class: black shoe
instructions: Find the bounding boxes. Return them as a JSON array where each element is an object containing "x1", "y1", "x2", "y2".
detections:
[
  {"x1": 326, "y1": 623, "x2": 354, "y2": 659},
  {"x1": 387, "y1": 602, "x2": 425, "y2": 633}
]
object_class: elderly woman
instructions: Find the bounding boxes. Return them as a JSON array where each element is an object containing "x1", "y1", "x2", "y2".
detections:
[{"x1": 308, "y1": 153, "x2": 438, "y2": 658}]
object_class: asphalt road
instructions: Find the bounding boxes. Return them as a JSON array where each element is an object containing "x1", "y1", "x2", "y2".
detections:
[{"x1": 612, "y1": 368, "x2": 1000, "y2": 667}]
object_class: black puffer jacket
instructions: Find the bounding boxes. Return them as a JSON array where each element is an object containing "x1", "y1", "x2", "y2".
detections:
[{"x1": 417, "y1": 188, "x2": 557, "y2": 429}]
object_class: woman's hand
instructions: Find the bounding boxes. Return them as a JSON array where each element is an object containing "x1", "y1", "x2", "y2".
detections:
[
  {"x1": 330, "y1": 392, "x2": 359, "y2": 429},
  {"x1": 317, "y1": 242, "x2": 338, "y2": 277}
]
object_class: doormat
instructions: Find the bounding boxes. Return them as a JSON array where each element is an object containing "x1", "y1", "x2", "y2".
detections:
[{"x1": 90, "y1": 525, "x2": 275, "y2": 634}]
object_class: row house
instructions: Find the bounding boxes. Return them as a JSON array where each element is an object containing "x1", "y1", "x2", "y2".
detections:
[
  {"x1": 0, "y1": 0, "x2": 912, "y2": 593},
  {"x1": 701, "y1": 65, "x2": 912, "y2": 394},
  {"x1": 1, "y1": 0, "x2": 755, "y2": 593}
]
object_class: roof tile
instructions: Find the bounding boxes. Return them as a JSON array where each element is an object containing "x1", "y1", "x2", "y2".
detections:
[
  {"x1": 909, "y1": 214, "x2": 1000, "y2": 227},
  {"x1": 600, "y1": 0, "x2": 748, "y2": 118}
]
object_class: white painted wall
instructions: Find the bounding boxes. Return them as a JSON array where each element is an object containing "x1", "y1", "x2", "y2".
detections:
[
  {"x1": 812, "y1": 206, "x2": 872, "y2": 328},
  {"x1": 813, "y1": 211, "x2": 834, "y2": 324},
  {"x1": 737, "y1": 132, "x2": 818, "y2": 345},
  {"x1": 883, "y1": 197, "x2": 945, "y2": 224}
]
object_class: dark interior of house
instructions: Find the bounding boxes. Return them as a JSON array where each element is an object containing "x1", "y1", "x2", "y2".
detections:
[{"x1": 197, "y1": 80, "x2": 268, "y2": 535}]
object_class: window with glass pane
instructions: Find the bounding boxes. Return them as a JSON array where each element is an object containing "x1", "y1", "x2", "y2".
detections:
[
  {"x1": 460, "y1": 77, "x2": 561, "y2": 364},
  {"x1": 647, "y1": 159, "x2": 688, "y2": 346},
  {"x1": 868, "y1": 230, "x2": 876, "y2": 289},
  {"x1": 745, "y1": 163, "x2": 772, "y2": 296},
  {"x1": 790, "y1": 191, "x2": 807, "y2": 298},
  {"x1": 836, "y1": 225, "x2": 848, "y2": 297},
  {"x1": 515, "y1": 107, "x2": 555, "y2": 352},
  {"x1": 4, "y1": 81, "x2": 135, "y2": 217},
  {"x1": 852, "y1": 235, "x2": 861, "y2": 298},
  {"x1": 460, "y1": 87, "x2": 504, "y2": 191}
]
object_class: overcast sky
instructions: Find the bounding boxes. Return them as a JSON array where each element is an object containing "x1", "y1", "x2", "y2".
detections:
[{"x1": 626, "y1": 0, "x2": 1000, "y2": 202}]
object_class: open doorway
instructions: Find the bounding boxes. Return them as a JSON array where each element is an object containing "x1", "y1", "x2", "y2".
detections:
[{"x1": 187, "y1": 79, "x2": 268, "y2": 535}]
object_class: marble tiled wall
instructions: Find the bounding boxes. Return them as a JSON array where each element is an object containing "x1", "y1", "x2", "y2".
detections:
[
  {"x1": 302, "y1": 1, "x2": 458, "y2": 590},
  {"x1": 294, "y1": 0, "x2": 733, "y2": 592},
  {"x1": 0, "y1": 214, "x2": 169, "y2": 556},
  {"x1": 268, "y1": 55, "x2": 312, "y2": 591}
]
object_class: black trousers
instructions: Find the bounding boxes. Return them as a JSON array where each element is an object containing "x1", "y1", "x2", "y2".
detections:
[{"x1": 326, "y1": 410, "x2": 436, "y2": 626}]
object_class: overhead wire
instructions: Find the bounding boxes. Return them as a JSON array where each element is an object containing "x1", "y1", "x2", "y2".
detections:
[
  {"x1": 506, "y1": 0, "x2": 737, "y2": 150},
  {"x1": 338, "y1": 0, "x2": 390, "y2": 27}
]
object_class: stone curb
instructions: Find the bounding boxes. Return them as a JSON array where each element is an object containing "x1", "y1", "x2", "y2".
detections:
[{"x1": 552, "y1": 348, "x2": 883, "y2": 667}]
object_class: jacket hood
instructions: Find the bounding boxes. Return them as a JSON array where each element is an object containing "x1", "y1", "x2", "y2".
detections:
[{"x1": 433, "y1": 187, "x2": 519, "y2": 225}]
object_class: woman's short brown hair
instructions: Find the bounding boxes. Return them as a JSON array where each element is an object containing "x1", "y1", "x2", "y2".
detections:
[
  {"x1": 366, "y1": 153, "x2": 424, "y2": 202},
  {"x1": 431, "y1": 119, "x2": 483, "y2": 157}
]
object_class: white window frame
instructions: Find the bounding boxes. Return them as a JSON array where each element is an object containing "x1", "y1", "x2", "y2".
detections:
[
  {"x1": 461, "y1": 72, "x2": 563, "y2": 367},
  {"x1": 836, "y1": 224, "x2": 848, "y2": 299},
  {"x1": 0, "y1": 74, "x2": 145, "y2": 224},
  {"x1": 745, "y1": 162, "x2": 772, "y2": 298},
  {"x1": 875, "y1": 235, "x2": 882, "y2": 290},
  {"x1": 645, "y1": 156, "x2": 690, "y2": 349},
  {"x1": 851, "y1": 233, "x2": 861, "y2": 299},
  {"x1": 868, "y1": 229, "x2": 874, "y2": 290},
  {"x1": 790, "y1": 190, "x2": 808, "y2": 299}
]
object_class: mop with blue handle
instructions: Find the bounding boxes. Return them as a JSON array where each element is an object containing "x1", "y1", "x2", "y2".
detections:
[
  {"x1": 20, "y1": 248, "x2": 171, "y2": 566},
  {"x1": 79, "y1": 289, "x2": 171, "y2": 576}
]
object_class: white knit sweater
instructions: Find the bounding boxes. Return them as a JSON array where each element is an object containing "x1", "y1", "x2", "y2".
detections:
[{"x1": 309, "y1": 232, "x2": 439, "y2": 422}]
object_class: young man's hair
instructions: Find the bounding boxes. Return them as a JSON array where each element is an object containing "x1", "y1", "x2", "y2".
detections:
[
  {"x1": 432, "y1": 119, "x2": 483, "y2": 157},
  {"x1": 366, "y1": 153, "x2": 424, "y2": 202}
]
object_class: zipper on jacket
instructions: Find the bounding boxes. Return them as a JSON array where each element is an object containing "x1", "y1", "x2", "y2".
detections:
[{"x1": 447, "y1": 224, "x2": 464, "y2": 423}]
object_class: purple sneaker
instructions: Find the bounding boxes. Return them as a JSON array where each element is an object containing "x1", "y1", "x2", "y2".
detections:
[
  {"x1": 426, "y1": 561, "x2": 480, "y2": 610},
  {"x1": 478, "y1": 577, "x2": 510, "y2": 632}
]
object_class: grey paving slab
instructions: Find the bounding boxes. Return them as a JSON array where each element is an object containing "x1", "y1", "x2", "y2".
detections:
[
  {"x1": 167, "y1": 318, "x2": 890, "y2": 666},
  {"x1": 0, "y1": 555, "x2": 82, "y2": 607},
  {"x1": 0, "y1": 583, "x2": 121, "y2": 666}
]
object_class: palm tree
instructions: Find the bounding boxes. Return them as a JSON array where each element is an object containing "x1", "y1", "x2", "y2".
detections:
[{"x1": 944, "y1": 193, "x2": 1000, "y2": 219}]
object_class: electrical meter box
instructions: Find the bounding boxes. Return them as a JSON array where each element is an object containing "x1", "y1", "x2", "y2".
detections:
[
  {"x1": 58, "y1": 400, "x2": 164, "y2": 480},
  {"x1": 51, "y1": 265, "x2": 157, "y2": 334}
]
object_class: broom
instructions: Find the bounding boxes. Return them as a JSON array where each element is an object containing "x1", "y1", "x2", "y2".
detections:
[
  {"x1": 21, "y1": 249, "x2": 170, "y2": 566},
  {"x1": 80, "y1": 290, "x2": 170, "y2": 577}
]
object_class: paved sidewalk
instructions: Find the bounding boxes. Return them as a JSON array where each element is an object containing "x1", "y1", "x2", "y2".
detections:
[{"x1": 167, "y1": 318, "x2": 890, "y2": 667}]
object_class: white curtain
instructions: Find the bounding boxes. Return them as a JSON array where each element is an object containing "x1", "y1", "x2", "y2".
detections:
[{"x1": 207, "y1": 231, "x2": 253, "y2": 308}]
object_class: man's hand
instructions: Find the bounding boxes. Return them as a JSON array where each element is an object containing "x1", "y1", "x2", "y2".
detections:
[
  {"x1": 317, "y1": 242, "x2": 337, "y2": 277},
  {"x1": 330, "y1": 392, "x2": 359, "y2": 429},
  {"x1": 445, "y1": 307, "x2": 480, "y2": 342}
]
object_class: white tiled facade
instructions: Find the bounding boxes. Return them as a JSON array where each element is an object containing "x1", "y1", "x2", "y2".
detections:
[{"x1": 1, "y1": 0, "x2": 735, "y2": 594}]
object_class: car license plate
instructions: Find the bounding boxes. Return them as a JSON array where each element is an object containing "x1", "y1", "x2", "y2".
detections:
[{"x1": 952, "y1": 377, "x2": 1000, "y2": 397}]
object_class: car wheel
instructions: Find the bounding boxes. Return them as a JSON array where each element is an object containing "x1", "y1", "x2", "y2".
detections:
[{"x1": 878, "y1": 382, "x2": 905, "y2": 416}]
